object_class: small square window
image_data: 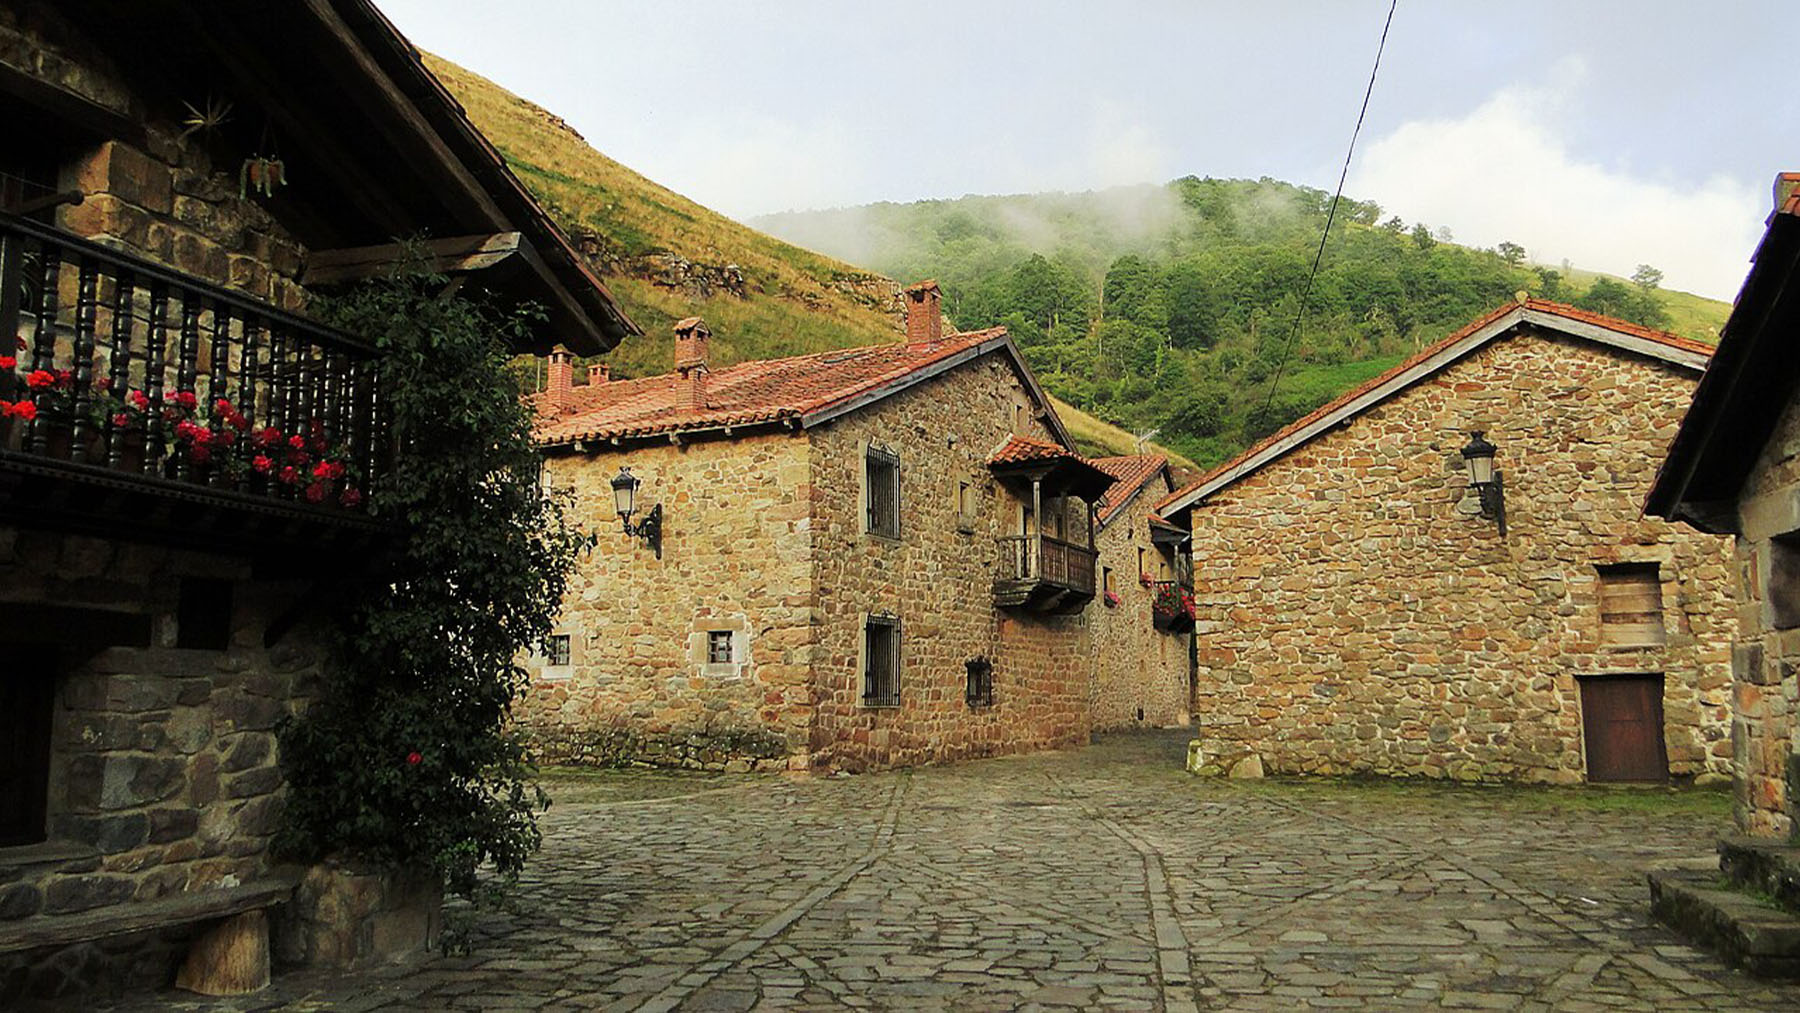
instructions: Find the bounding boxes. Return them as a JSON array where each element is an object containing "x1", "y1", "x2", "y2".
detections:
[
  {"x1": 863, "y1": 615, "x2": 901, "y2": 707},
  {"x1": 1103, "y1": 567, "x2": 1113, "y2": 594},
  {"x1": 543, "y1": 634, "x2": 571, "y2": 667},
  {"x1": 707, "y1": 630, "x2": 734, "y2": 664},
  {"x1": 1597, "y1": 563, "x2": 1665, "y2": 647},
  {"x1": 965, "y1": 657, "x2": 994, "y2": 708}
]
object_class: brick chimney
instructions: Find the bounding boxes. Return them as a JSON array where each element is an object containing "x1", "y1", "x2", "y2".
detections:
[
  {"x1": 904, "y1": 280, "x2": 942, "y2": 343},
  {"x1": 673, "y1": 317, "x2": 710, "y2": 410},
  {"x1": 588, "y1": 363, "x2": 610, "y2": 385},
  {"x1": 545, "y1": 347, "x2": 573, "y2": 412}
]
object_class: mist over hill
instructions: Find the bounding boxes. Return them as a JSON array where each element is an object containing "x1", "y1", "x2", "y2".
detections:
[{"x1": 757, "y1": 179, "x2": 1730, "y2": 468}]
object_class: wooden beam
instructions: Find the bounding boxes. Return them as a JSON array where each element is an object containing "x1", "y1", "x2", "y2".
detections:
[
  {"x1": 0, "y1": 60, "x2": 143, "y2": 146},
  {"x1": 303, "y1": 231, "x2": 520, "y2": 285},
  {"x1": 0, "y1": 878, "x2": 295, "y2": 954}
]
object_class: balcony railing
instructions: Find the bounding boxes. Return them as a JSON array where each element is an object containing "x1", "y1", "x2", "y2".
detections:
[
  {"x1": 0, "y1": 212, "x2": 388, "y2": 546},
  {"x1": 994, "y1": 534, "x2": 1098, "y2": 614}
]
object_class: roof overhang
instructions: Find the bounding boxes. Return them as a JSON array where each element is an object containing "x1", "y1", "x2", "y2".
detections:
[
  {"x1": 1162, "y1": 305, "x2": 1711, "y2": 517},
  {"x1": 1645, "y1": 208, "x2": 1800, "y2": 534}
]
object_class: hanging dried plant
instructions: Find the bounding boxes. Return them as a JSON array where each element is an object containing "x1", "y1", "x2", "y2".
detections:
[{"x1": 240, "y1": 156, "x2": 288, "y2": 199}]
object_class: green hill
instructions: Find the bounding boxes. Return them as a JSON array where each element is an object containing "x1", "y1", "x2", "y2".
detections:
[
  {"x1": 427, "y1": 55, "x2": 900, "y2": 378},
  {"x1": 755, "y1": 181, "x2": 1732, "y2": 468}
]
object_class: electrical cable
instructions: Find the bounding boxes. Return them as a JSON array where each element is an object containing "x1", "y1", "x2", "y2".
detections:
[{"x1": 1258, "y1": 0, "x2": 1400, "y2": 418}]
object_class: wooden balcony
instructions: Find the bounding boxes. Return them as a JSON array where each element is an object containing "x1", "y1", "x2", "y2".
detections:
[
  {"x1": 0, "y1": 212, "x2": 391, "y2": 558},
  {"x1": 994, "y1": 534, "x2": 1099, "y2": 615}
]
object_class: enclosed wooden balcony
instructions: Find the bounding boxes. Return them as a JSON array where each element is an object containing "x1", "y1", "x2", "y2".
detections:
[
  {"x1": 0, "y1": 212, "x2": 390, "y2": 558},
  {"x1": 1151, "y1": 579, "x2": 1195, "y2": 633}
]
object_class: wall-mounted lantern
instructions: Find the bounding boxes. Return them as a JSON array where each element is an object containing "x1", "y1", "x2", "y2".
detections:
[
  {"x1": 1460, "y1": 431, "x2": 1506, "y2": 538},
  {"x1": 610, "y1": 466, "x2": 662, "y2": 558}
]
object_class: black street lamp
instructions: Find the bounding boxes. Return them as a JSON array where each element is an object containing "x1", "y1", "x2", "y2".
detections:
[
  {"x1": 1460, "y1": 431, "x2": 1506, "y2": 538},
  {"x1": 611, "y1": 466, "x2": 662, "y2": 558}
]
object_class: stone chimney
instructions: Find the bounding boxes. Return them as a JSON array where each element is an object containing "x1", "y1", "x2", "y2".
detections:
[
  {"x1": 1777, "y1": 172, "x2": 1800, "y2": 213},
  {"x1": 904, "y1": 280, "x2": 942, "y2": 343},
  {"x1": 545, "y1": 347, "x2": 573, "y2": 412},
  {"x1": 588, "y1": 363, "x2": 610, "y2": 385},
  {"x1": 673, "y1": 317, "x2": 710, "y2": 410}
]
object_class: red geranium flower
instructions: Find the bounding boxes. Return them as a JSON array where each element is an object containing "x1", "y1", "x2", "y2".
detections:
[
  {"x1": 128, "y1": 390, "x2": 150, "y2": 411},
  {"x1": 406, "y1": 751, "x2": 422, "y2": 766},
  {"x1": 93, "y1": 376, "x2": 112, "y2": 391},
  {"x1": 305, "y1": 481, "x2": 328, "y2": 503},
  {"x1": 190, "y1": 444, "x2": 212, "y2": 464},
  {"x1": 7, "y1": 401, "x2": 36, "y2": 420},
  {"x1": 279, "y1": 465, "x2": 299, "y2": 485},
  {"x1": 229, "y1": 412, "x2": 249, "y2": 432},
  {"x1": 110, "y1": 412, "x2": 129, "y2": 427},
  {"x1": 172, "y1": 391, "x2": 197, "y2": 410},
  {"x1": 25, "y1": 370, "x2": 55, "y2": 389},
  {"x1": 0, "y1": 355, "x2": 15, "y2": 370},
  {"x1": 252, "y1": 454, "x2": 274, "y2": 474},
  {"x1": 213, "y1": 398, "x2": 233, "y2": 416},
  {"x1": 287, "y1": 434, "x2": 306, "y2": 451},
  {"x1": 254, "y1": 426, "x2": 282, "y2": 447},
  {"x1": 53, "y1": 370, "x2": 73, "y2": 389},
  {"x1": 339, "y1": 486, "x2": 363, "y2": 509}
]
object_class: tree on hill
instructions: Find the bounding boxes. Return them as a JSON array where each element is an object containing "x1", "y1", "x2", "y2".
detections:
[
  {"x1": 1632, "y1": 264, "x2": 1664, "y2": 291},
  {"x1": 1497, "y1": 241, "x2": 1526, "y2": 267},
  {"x1": 1575, "y1": 277, "x2": 1672, "y2": 330}
]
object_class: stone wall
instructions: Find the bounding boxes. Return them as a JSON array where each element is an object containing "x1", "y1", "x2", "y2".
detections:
[
  {"x1": 0, "y1": 528, "x2": 326, "y2": 999},
  {"x1": 514, "y1": 432, "x2": 816, "y2": 770},
  {"x1": 807, "y1": 355, "x2": 1091, "y2": 770},
  {"x1": 1727, "y1": 394, "x2": 1800, "y2": 837},
  {"x1": 1, "y1": 5, "x2": 307, "y2": 310},
  {"x1": 1183, "y1": 330, "x2": 1735, "y2": 783},
  {"x1": 1089, "y1": 481, "x2": 1191, "y2": 730}
]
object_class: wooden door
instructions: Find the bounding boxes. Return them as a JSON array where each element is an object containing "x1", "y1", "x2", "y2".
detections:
[{"x1": 1580, "y1": 674, "x2": 1668, "y2": 783}]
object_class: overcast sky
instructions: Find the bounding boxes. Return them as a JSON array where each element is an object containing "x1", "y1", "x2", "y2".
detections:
[{"x1": 376, "y1": 1, "x2": 1793, "y2": 301}]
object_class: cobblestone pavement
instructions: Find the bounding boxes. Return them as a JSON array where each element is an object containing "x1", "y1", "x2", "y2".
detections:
[{"x1": 101, "y1": 732, "x2": 1800, "y2": 1011}]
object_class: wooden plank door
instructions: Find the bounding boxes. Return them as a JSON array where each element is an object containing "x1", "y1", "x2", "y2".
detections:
[{"x1": 1580, "y1": 674, "x2": 1668, "y2": 783}]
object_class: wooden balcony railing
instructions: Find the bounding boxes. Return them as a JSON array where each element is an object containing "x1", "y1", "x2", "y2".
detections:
[
  {"x1": 995, "y1": 533, "x2": 1098, "y2": 598},
  {"x1": 0, "y1": 212, "x2": 389, "y2": 542}
]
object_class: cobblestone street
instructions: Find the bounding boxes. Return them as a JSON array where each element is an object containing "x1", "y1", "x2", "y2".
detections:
[{"x1": 100, "y1": 733, "x2": 1800, "y2": 1011}]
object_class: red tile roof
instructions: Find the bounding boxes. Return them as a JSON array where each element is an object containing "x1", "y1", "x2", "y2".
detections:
[
  {"x1": 535, "y1": 328, "x2": 1007, "y2": 444},
  {"x1": 987, "y1": 434, "x2": 1084, "y2": 466},
  {"x1": 1158, "y1": 299, "x2": 1714, "y2": 514},
  {"x1": 1091, "y1": 454, "x2": 1168, "y2": 523}
]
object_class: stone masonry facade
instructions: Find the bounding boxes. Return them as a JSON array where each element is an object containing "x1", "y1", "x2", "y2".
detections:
[
  {"x1": 1089, "y1": 474, "x2": 1191, "y2": 730},
  {"x1": 0, "y1": 528, "x2": 324, "y2": 998},
  {"x1": 1724, "y1": 395, "x2": 1800, "y2": 837},
  {"x1": 517, "y1": 351, "x2": 1125, "y2": 771},
  {"x1": 1182, "y1": 329, "x2": 1735, "y2": 783}
]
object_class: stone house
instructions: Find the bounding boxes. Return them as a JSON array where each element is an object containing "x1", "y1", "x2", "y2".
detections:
[
  {"x1": 1159, "y1": 299, "x2": 1735, "y2": 784},
  {"x1": 521, "y1": 284, "x2": 1202, "y2": 771},
  {"x1": 1087, "y1": 453, "x2": 1192, "y2": 729},
  {"x1": 1647, "y1": 173, "x2": 1800, "y2": 838},
  {"x1": 0, "y1": 0, "x2": 632, "y2": 1000}
]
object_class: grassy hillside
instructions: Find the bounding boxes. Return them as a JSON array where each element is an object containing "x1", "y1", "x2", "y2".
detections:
[
  {"x1": 427, "y1": 55, "x2": 900, "y2": 377},
  {"x1": 755, "y1": 181, "x2": 1732, "y2": 468}
]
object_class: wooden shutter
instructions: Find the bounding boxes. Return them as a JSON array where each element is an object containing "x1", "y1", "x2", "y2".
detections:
[{"x1": 1598, "y1": 565, "x2": 1665, "y2": 647}]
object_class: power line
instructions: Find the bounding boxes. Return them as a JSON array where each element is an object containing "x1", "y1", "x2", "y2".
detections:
[{"x1": 1258, "y1": 0, "x2": 1400, "y2": 418}]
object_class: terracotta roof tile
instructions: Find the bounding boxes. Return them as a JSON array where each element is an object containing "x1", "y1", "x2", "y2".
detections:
[
  {"x1": 535, "y1": 328, "x2": 1005, "y2": 444},
  {"x1": 1157, "y1": 299, "x2": 1714, "y2": 513},
  {"x1": 987, "y1": 434, "x2": 1083, "y2": 466},
  {"x1": 1090, "y1": 454, "x2": 1167, "y2": 522}
]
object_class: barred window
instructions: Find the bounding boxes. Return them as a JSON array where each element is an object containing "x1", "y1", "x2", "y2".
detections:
[
  {"x1": 543, "y1": 634, "x2": 571, "y2": 667},
  {"x1": 862, "y1": 615, "x2": 901, "y2": 707},
  {"x1": 965, "y1": 657, "x2": 994, "y2": 708},
  {"x1": 866, "y1": 447, "x2": 901, "y2": 538},
  {"x1": 707, "y1": 630, "x2": 734, "y2": 664}
]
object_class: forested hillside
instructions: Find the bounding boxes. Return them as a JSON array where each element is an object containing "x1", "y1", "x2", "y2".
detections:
[{"x1": 757, "y1": 179, "x2": 1730, "y2": 468}]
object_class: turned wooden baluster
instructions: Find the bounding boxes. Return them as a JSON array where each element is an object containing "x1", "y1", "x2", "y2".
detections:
[
  {"x1": 141, "y1": 283, "x2": 169, "y2": 476},
  {"x1": 207, "y1": 306, "x2": 231, "y2": 486},
  {"x1": 25, "y1": 244, "x2": 60, "y2": 455},
  {"x1": 235, "y1": 316, "x2": 260, "y2": 491},
  {"x1": 104, "y1": 270, "x2": 135, "y2": 469},
  {"x1": 68, "y1": 257, "x2": 99, "y2": 463},
  {"x1": 172, "y1": 294, "x2": 201, "y2": 481}
]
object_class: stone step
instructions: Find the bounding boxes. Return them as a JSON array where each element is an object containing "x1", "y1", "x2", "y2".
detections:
[
  {"x1": 1719, "y1": 836, "x2": 1800, "y2": 915},
  {"x1": 1647, "y1": 867, "x2": 1800, "y2": 979}
]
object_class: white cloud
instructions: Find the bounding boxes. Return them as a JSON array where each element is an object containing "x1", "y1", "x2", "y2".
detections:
[{"x1": 1348, "y1": 73, "x2": 1764, "y2": 301}]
